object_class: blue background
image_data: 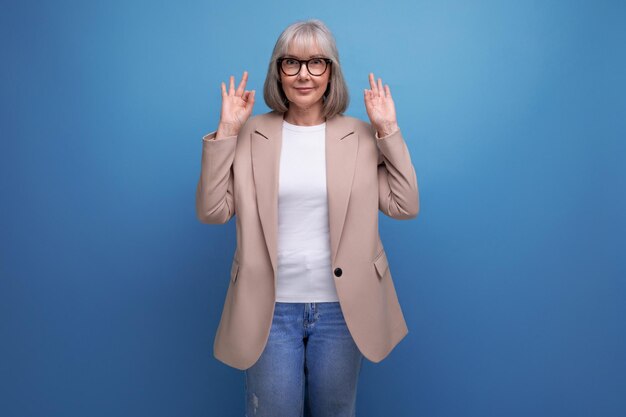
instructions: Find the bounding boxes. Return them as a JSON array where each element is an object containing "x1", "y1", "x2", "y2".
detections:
[{"x1": 1, "y1": 0, "x2": 625, "y2": 416}]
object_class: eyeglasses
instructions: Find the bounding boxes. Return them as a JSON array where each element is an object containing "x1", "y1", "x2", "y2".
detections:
[{"x1": 277, "y1": 57, "x2": 332, "y2": 76}]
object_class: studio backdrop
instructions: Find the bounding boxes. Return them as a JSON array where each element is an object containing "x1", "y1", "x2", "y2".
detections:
[{"x1": 1, "y1": 1, "x2": 624, "y2": 416}]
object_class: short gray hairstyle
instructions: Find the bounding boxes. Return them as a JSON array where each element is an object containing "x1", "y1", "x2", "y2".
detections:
[{"x1": 263, "y1": 19, "x2": 349, "y2": 119}]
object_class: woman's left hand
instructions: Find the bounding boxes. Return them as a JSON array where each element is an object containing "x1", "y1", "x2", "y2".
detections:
[{"x1": 364, "y1": 73, "x2": 399, "y2": 137}]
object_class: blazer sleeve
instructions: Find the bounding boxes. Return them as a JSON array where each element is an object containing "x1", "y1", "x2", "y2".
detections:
[
  {"x1": 375, "y1": 128, "x2": 420, "y2": 219},
  {"x1": 195, "y1": 131, "x2": 237, "y2": 224}
]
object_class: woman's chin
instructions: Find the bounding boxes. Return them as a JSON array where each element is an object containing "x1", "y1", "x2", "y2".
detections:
[{"x1": 288, "y1": 98, "x2": 323, "y2": 110}]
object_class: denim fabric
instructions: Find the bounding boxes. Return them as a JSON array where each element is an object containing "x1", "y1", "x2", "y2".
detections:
[{"x1": 244, "y1": 302, "x2": 364, "y2": 417}]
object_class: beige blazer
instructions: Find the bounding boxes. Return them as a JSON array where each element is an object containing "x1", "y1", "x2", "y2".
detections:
[{"x1": 196, "y1": 110, "x2": 419, "y2": 370}]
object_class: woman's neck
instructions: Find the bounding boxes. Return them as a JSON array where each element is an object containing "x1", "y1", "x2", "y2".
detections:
[{"x1": 283, "y1": 105, "x2": 325, "y2": 126}]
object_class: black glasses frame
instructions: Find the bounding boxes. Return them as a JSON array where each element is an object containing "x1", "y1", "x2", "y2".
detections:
[{"x1": 277, "y1": 57, "x2": 332, "y2": 76}]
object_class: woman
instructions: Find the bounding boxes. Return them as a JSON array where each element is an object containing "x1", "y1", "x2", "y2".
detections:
[{"x1": 196, "y1": 19, "x2": 419, "y2": 417}]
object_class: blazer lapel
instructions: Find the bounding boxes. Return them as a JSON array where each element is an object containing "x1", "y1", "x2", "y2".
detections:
[{"x1": 251, "y1": 111, "x2": 358, "y2": 277}]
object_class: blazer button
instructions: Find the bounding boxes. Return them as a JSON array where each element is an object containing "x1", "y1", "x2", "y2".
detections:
[{"x1": 334, "y1": 267, "x2": 342, "y2": 277}]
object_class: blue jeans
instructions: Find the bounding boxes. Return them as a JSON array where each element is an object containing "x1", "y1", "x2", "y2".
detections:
[{"x1": 244, "y1": 302, "x2": 364, "y2": 417}]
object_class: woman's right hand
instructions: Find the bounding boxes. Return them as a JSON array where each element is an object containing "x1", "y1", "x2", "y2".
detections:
[{"x1": 217, "y1": 71, "x2": 255, "y2": 138}]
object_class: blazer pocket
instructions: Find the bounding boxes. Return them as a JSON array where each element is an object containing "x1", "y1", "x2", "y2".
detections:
[
  {"x1": 373, "y1": 249, "x2": 389, "y2": 280},
  {"x1": 230, "y1": 257, "x2": 240, "y2": 284}
]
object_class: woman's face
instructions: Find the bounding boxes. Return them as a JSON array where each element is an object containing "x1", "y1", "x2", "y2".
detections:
[{"x1": 279, "y1": 42, "x2": 331, "y2": 113}]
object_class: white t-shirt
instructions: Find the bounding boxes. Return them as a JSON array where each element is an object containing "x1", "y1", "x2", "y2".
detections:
[{"x1": 275, "y1": 119, "x2": 339, "y2": 302}]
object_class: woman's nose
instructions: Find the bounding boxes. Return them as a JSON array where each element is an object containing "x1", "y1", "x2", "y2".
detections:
[{"x1": 297, "y1": 62, "x2": 311, "y2": 79}]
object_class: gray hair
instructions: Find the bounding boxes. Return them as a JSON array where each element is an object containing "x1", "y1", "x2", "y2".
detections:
[{"x1": 263, "y1": 19, "x2": 349, "y2": 119}]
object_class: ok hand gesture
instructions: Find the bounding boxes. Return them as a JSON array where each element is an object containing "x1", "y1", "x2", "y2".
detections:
[
  {"x1": 218, "y1": 71, "x2": 256, "y2": 137},
  {"x1": 364, "y1": 73, "x2": 399, "y2": 138}
]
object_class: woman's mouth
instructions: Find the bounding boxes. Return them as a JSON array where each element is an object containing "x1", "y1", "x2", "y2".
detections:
[{"x1": 295, "y1": 87, "x2": 314, "y2": 93}]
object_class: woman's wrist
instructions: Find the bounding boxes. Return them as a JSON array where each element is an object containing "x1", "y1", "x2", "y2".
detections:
[
  {"x1": 375, "y1": 122, "x2": 399, "y2": 138},
  {"x1": 215, "y1": 122, "x2": 240, "y2": 140}
]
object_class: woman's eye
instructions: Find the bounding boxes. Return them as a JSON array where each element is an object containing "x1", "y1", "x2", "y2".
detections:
[
  {"x1": 285, "y1": 59, "x2": 298, "y2": 65},
  {"x1": 311, "y1": 59, "x2": 323, "y2": 64}
]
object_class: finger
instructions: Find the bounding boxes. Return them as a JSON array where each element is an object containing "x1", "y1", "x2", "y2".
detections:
[
  {"x1": 364, "y1": 88, "x2": 370, "y2": 101},
  {"x1": 236, "y1": 70, "x2": 248, "y2": 96},
  {"x1": 377, "y1": 78, "x2": 384, "y2": 97},
  {"x1": 369, "y1": 73, "x2": 377, "y2": 92},
  {"x1": 245, "y1": 90, "x2": 255, "y2": 110},
  {"x1": 385, "y1": 84, "x2": 391, "y2": 98},
  {"x1": 221, "y1": 82, "x2": 227, "y2": 98},
  {"x1": 229, "y1": 75, "x2": 235, "y2": 95}
]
